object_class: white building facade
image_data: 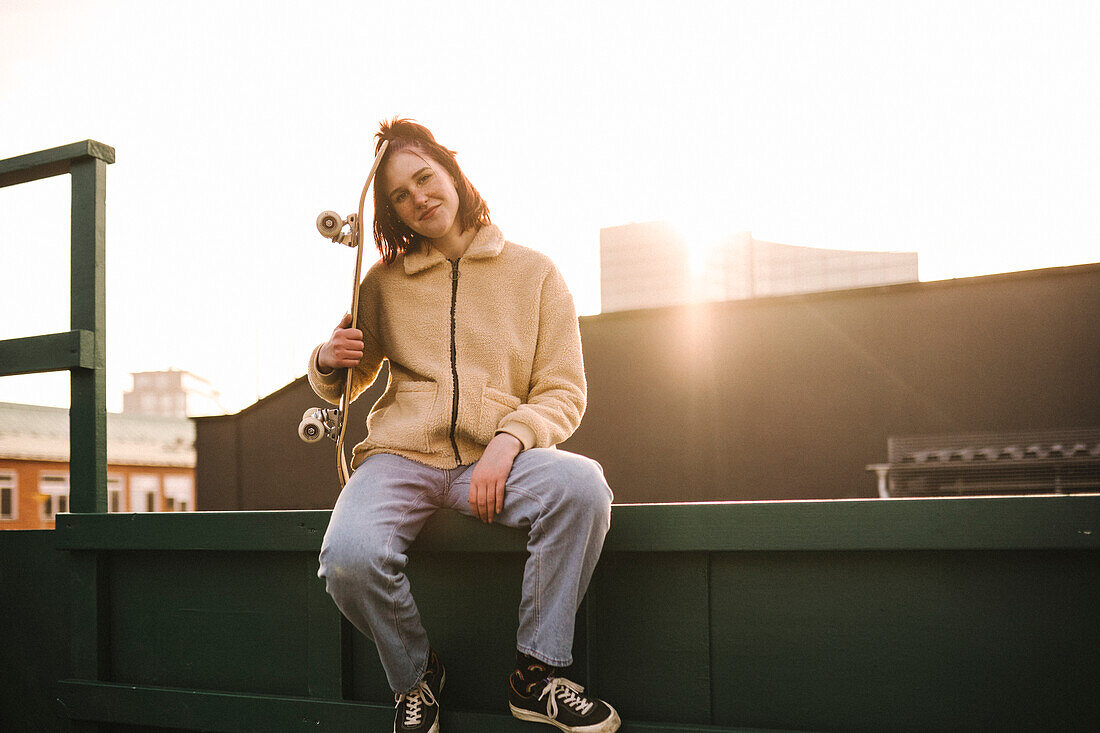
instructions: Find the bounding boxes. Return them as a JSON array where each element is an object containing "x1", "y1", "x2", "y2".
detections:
[
  {"x1": 123, "y1": 369, "x2": 226, "y2": 417},
  {"x1": 600, "y1": 222, "x2": 919, "y2": 312}
]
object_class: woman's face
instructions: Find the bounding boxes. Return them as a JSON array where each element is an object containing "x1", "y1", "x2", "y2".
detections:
[{"x1": 382, "y1": 148, "x2": 461, "y2": 241}]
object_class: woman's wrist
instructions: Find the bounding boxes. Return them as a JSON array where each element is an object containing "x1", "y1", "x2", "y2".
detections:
[
  {"x1": 493, "y1": 431, "x2": 524, "y2": 456},
  {"x1": 315, "y1": 349, "x2": 335, "y2": 375}
]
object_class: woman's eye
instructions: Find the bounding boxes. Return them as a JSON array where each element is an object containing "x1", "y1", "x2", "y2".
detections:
[
  {"x1": 418, "y1": 174, "x2": 432, "y2": 185},
  {"x1": 394, "y1": 192, "x2": 407, "y2": 203}
]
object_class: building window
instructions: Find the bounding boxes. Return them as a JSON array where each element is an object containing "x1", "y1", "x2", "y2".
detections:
[
  {"x1": 1, "y1": 473, "x2": 16, "y2": 520},
  {"x1": 39, "y1": 474, "x2": 69, "y2": 521},
  {"x1": 164, "y1": 475, "x2": 193, "y2": 512},
  {"x1": 130, "y1": 474, "x2": 159, "y2": 513},
  {"x1": 108, "y1": 475, "x2": 125, "y2": 513}
]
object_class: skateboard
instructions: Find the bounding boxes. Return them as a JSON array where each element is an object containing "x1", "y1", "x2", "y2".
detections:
[{"x1": 298, "y1": 140, "x2": 390, "y2": 487}]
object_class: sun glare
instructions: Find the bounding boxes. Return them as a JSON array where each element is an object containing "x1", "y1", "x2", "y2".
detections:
[{"x1": 671, "y1": 219, "x2": 722, "y2": 280}]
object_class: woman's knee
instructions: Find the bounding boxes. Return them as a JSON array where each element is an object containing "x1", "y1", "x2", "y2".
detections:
[
  {"x1": 575, "y1": 471, "x2": 612, "y2": 521},
  {"x1": 319, "y1": 532, "x2": 395, "y2": 588},
  {"x1": 550, "y1": 453, "x2": 612, "y2": 517}
]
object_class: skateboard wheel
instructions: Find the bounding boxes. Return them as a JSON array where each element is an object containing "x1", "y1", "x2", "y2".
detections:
[
  {"x1": 316, "y1": 210, "x2": 344, "y2": 239},
  {"x1": 303, "y1": 407, "x2": 320, "y2": 421},
  {"x1": 298, "y1": 416, "x2": 325, "y2": 443}
]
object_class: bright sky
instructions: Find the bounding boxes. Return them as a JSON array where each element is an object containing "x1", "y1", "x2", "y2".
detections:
[{"x1": 2, "y1": 0, "x2": 1098, "y2": 413}]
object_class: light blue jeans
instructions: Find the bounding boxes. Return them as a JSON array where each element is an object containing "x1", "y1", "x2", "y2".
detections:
[{"x1": 318, "y1": 448, "x2": 613, "y2": 694}]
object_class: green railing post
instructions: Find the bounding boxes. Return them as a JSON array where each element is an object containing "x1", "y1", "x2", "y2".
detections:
[{"x1": 68, "y1": 155, "x2": 108, "y2": 513}]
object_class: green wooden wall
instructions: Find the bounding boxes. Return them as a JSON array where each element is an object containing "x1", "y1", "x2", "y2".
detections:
[{"x1": 2, "y1": 495, "x2": 1097, "y2": 732}]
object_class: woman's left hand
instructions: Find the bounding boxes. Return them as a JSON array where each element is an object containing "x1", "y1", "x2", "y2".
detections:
[{"x1": 469, "y1": 432, "x2": 523, "y2": 523}]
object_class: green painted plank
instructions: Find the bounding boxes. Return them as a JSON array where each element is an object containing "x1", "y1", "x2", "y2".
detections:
[
  {"x1": 708, "y1": 549, "x2": 1100, "y2": 732},
  {"x1": 68, "y1": 155, "x2": 107, "y2": 514},
  {"x1": 0, "y1": 531, "x2": 72, "y2": 733},
  {"x1": 0, "y1": 330, "x2": 96, "y2": 376},
  {"x1": 55, "y1": 680, "x2": 391, "y2": 731},
  {"x1": 55, "y1": 495, "x2": 1100, "y2": 552},
  {"x1": 55, "y1": 511, "x2": 333, "y2": 551},
  {"x1": 54, "y1": 680, "x2": 803, "y2": 732},
  {"x1": 0, "y1": 139, "x2": 115, "y2": 188},
  {"x1": 588, "y1": 553, "x2": 712, "y2": 724},
  {"x1": 108, "y1": 551, "x2": 310, "y2": 695},
  {"x1": 305, "y1": 555, "x2": 344, "y2": 698},
  {"x1": 604, "y1": 495, "x2": 1100, "y2": 551},
  {"x1": 68, "y1": 553, "x2": 108, "y2": 681}
]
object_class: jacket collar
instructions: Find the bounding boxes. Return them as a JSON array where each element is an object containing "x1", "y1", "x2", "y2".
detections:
[{"x1": 402, "y1": 224, "x2": 505, "y2": 275}]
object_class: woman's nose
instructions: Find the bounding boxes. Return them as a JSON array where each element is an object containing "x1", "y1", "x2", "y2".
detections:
[{"x1": 414, "y1": 189, "x2": 431, "y2": 206}]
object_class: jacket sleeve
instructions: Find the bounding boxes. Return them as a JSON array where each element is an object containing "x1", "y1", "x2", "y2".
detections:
[
  {"x1": 497, "y1": 264, "x2": 587, "y2": 449},
  {"x1": 306, "y1": 332, "x2": 385, "y2": 406}
]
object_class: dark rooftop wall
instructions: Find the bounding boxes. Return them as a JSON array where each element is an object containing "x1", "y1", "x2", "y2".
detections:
[
  {"x1": 195, "y1": 368, "x2": 387, "y2": 510},
  {"x1": 565, "y1": 264, "x2": 1100, "y2": 501},
  {"x1": 195, "y1": 264, "x2": 1100, "y2": 508}
]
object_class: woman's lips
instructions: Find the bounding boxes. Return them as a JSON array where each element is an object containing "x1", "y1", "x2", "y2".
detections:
[{"x1": 419, "y1": 204, "x2": 440, "y2": 221}]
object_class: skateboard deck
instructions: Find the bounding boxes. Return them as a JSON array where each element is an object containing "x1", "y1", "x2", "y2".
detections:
[{"x1": 298, "y1": 140, "x2": 390, "y2": 487}]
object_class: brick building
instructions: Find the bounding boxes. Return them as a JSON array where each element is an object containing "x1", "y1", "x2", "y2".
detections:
[{"x1": 0, "y1": 402, "x2": 195, "y2": 529}]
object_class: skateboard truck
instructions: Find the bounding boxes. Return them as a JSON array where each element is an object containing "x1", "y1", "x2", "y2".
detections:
[
  {"x1": 315, "y1": 210, "x2": 359, "y2": 248},
  {"x1": 298, "y1": 407, "x2": 341, "y2": 444}
]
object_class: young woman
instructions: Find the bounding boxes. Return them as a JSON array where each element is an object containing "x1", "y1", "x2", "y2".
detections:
[{"x1": 309, "y1": 119, "x2": 620, "y2": 733}]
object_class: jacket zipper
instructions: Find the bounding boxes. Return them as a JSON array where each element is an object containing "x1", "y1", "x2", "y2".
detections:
[{"x1": 448, "y1": 259, "x2": 462, "y2": 466}]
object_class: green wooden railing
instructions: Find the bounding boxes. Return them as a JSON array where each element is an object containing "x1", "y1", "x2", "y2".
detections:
[{"x1": 0, "y1": 140, "x2": 114, "y2": 513}]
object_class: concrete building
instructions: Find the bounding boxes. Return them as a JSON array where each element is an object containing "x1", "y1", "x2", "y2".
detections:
[
  {"x1": 600, "y1": 221, "x2": 918, "y2": 312},
  {"x1": 123, "y1": 368, "x2": 226, "y2": 417},
  {"x1": 0, "y1": 402, "x2": 196, "y2": 529}
]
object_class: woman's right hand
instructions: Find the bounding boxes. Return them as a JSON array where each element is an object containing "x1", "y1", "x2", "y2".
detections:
[{"x1": 317, "y1": 313, "x2": 365, "y2": 373}]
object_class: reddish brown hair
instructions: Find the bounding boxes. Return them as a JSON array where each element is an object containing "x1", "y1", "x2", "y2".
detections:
[{"x1": 372, "y1": 118, "x2": 491, "y2": 264}]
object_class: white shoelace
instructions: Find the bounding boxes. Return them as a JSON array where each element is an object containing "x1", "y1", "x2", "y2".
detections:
[
  {"x1": 395, "y1": 679, "x2": 437, "y2": 727},
  {"x1": 538, "y1": 676, "x2": 595, "y2": 718}
]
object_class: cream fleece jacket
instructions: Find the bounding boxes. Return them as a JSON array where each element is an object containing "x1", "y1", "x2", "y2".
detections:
[{"x1": 308, "y1": 224, "x2": 586, "y2": 470}]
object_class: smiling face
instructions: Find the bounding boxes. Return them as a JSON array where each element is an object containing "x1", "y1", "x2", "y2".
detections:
[{"x1": 382, "y1": 148, "x2": 462, "y2": 243}]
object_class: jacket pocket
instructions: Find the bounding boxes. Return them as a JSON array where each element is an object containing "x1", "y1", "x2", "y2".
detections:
[
  {"x1": 478, "y1": 385, "x2": 522, "y2": 443},
  {"x1": 364, "y1": 381, "x2": 438, "y2": 454}
]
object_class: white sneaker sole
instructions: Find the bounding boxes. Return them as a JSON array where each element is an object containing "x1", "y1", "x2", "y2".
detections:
[{"x1": 509, "y1": 702, "x2": 621, "y2": 733}]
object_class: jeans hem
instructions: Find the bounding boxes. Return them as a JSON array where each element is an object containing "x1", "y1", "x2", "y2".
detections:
[
  {"x1": 395, "y1": 649, "x2": 431, "y2": 695},
  {"x1": 517, "y1": 643, "x2": 572, "y2": 669}
]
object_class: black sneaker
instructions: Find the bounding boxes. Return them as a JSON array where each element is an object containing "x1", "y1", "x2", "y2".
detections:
[
  {"x1": 394, "y1": 651, "x2": 445, "y2": 733},
  {"x1": 509, "y1": 672, "x2": 621, "y2": 733}
]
